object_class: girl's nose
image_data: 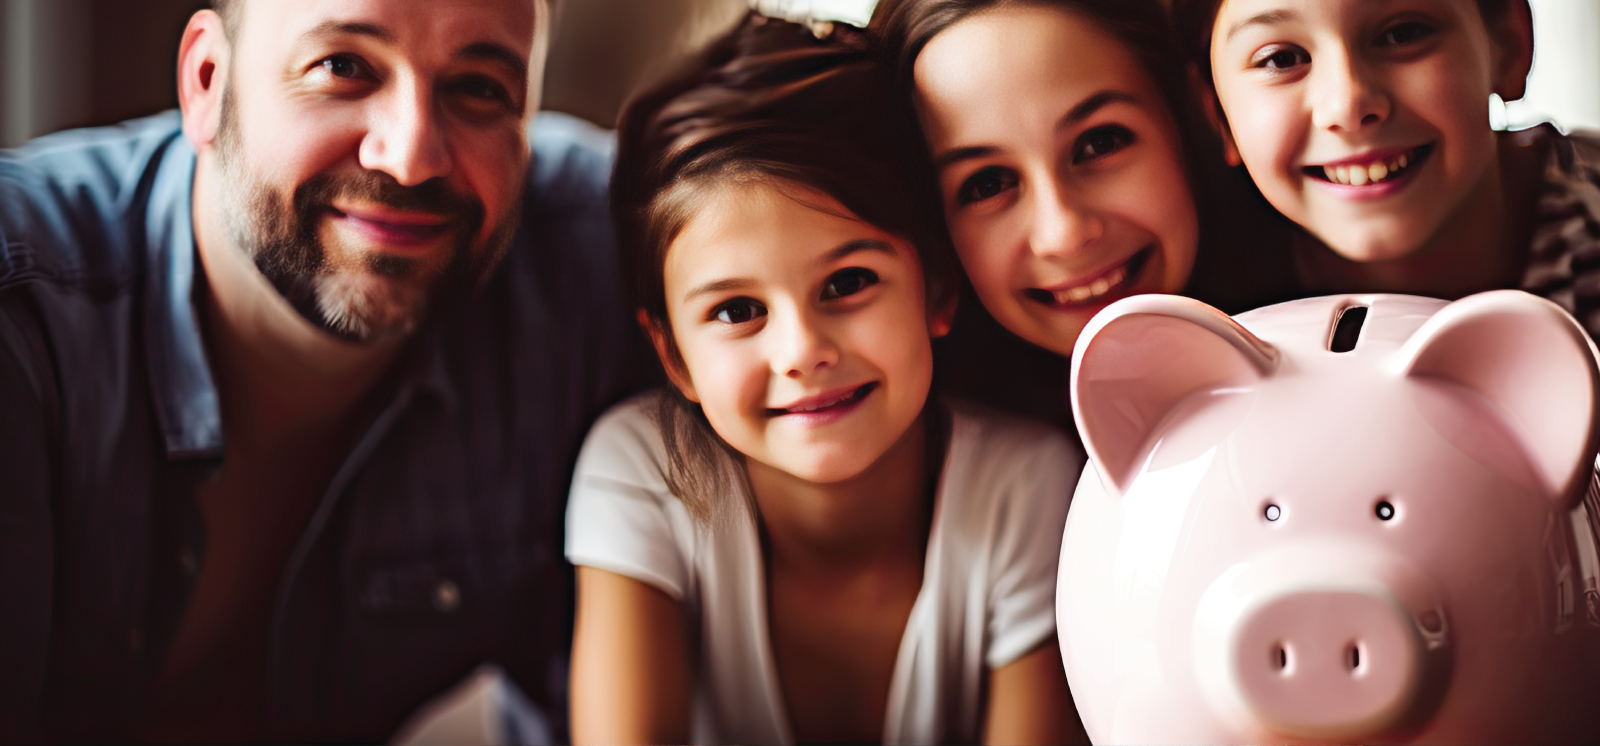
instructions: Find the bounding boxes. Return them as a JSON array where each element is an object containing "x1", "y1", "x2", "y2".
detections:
[
  {"x1": 772, "y1": 310, "x2": 840, "y2": 379},
  {"x1": 1311, "y1": 51, "x2": 1390, "y2": 134},
  {"x1": 1028, "y1": 180, "x2": 1104, "y2": 260},
  {"x1": 359, "y1": 77, "x2": 454, "y2": 186}
]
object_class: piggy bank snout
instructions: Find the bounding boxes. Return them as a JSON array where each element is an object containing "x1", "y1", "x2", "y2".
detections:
[
  {"x1": 1194, "y1": 554, "x2": 1441, "y2": 742},
  {"x1": 1229, "y1": 588, "x2": 1424, "y2": 739}
]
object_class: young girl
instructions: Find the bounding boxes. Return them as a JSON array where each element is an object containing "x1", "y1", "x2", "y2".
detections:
[
  {"x1": 1179, "y1": 0, "x2": 1600, "y2": 337},
  {"x1": 566, "y1": 13, "x2": 1085, "y2": 745},
  {"x1": 868, "y1": 0, "x2": 1299, "y2": 423}
]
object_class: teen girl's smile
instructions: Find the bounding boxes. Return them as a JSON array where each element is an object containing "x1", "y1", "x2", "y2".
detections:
[
  {"x1": 659, "y1": 182, "x2": 947, "y2": 485},
  {"x1": 911, "y1": 4, "x2": 1198, "y2": 357},
  {"x1": 1209, "y1": 0, "x2": 1526, "y2": 262}
]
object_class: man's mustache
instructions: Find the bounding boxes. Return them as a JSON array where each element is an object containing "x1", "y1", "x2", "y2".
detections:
[{"x1": 293, "y1": 170, "x2": 484, "y2": 228}]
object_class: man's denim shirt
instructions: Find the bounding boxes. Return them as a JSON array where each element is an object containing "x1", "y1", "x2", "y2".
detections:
[{"x1": 0, "y1": 111, "x2": 649, "y2": 740}]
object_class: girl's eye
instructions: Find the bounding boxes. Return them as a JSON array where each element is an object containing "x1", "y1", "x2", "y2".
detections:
[
  {"x1": 1073, "y1": 125, "x2": 1135, "y2": 164},
  {"x1": 1377, "y1": 22, "x2": 1435, "y2": 47},
  {"x1": 956, "y1": 166, "x2": 1019, "y2": 206},
  {"x1": 1252, "y1": 45, "x2": 1309, "y2": 71},
  {"x1": 821, "y1": 267, "x2": 880, "y2": 300},
  {"x1": 711, "y1": 299, "x2": 766, "y2": 325},
  {"x1": 319, "y1": 54, "x2": 371, "y2": 80}
]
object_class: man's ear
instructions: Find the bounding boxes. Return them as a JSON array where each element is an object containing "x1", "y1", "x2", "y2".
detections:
[
  {"x1": 1490, "y1": 0, "x2": 1535, "y2": 103},
  {"x1": 177, "y1": 10, "x2": 231, "y2": 150},
  {"x1": 1189, "y1": 62, "x2": 1243, "y2": 167},
  {"x1": 638, "y1": 309, "x2": 700, "y2": 403}
]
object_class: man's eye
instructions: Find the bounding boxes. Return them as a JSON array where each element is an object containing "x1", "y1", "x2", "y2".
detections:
[
  {"x1": 956, "y1": 166, "x2": 1019, "y2": 206},
  {"x1": 712, "y1": 299, "x2": 766, "y2": 325},
  {"x1": 1377, "y1": 22, "x2": 1434, "y2": 47},
  {"x1": 452, "y1": 76, "x2": 512, "y2": 104},
  {"x1": 820, "y1": 268, "x2": 879, "y2": 300},
  {"x1": 319, "y1": 54, "x2": 371, "y2": 80},
  {"x1": 1252, "y1": 45, "x2": 1309, "y2": 71},
  {"x1": 1073, "y1": 125, "x2": 1134, "y2": 164}
]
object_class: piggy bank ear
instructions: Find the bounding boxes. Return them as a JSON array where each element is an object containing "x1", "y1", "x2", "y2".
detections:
[
  {"x1": 1072, "y1": 295, "x2": 1278, "y2": 495},
  {"x1": 1396, "y1": 290, "x2": 1600, "y2": 505}
]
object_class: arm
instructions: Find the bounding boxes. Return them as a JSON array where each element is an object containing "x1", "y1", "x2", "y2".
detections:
[
  {"x1": 0, "y1": 300, "x2": 55, "y2": 738},
  {"x1": 569, "y1": 566, "x2": 691, "y2": 745},
  {"x1": 982, "y1": 637, "x2": 1087, "y2": 746}
]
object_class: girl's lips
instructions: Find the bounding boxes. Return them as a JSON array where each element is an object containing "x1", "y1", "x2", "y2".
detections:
[
  {"x1": 1304, "y1": 144, "x2": 1434, "y2": 194},
  {"x1": 1024, "y1": 246, "x2": 1152, "y2": 309},
  {"x1": 768, "y1": 382, "x2": 878, "y2": 424}
]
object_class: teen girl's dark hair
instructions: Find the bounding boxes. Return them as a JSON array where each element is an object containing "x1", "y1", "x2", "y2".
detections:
[{"x1": 611, "y1": 11, "x2": 957, "y2": 523}]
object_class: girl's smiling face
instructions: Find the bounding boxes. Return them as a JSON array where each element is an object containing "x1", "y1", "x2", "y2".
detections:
[
  {"x1": 912, "y1": 4, "x2": 1198, "y2": 358},
  {"x1": 658, "y1": 181, "x2": 947, "y2": 485},
  {"x1": 1209, "y1": 0, "x2": 1529, "y2": 262}
]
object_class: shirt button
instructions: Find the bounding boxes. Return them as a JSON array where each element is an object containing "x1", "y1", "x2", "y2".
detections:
[{"x1": 433, "y1": 580, "x2": 461, "y2": 613}]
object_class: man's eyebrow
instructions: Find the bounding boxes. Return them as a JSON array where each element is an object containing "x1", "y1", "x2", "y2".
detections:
[
  {"x1": 301, "y1": 20, "x2": 394, "y2": 45},
  {"x1": 1057, "y1": 90, "x2": 1138, "y2": 130},
  {"x1": 1226, "y1": 9, "x2": 1299, "y2": 42},
  {"x1": 459, "y1": 42, "x2": 529, "y2": 87}
]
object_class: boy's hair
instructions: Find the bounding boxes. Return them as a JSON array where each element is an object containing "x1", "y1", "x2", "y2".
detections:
[
  {"x1": 1174, "y1": 0, "x2": 1517, "y2": 89},
  {"x1": 612, "y1": 11, "x2": 957, "y2": 523}
]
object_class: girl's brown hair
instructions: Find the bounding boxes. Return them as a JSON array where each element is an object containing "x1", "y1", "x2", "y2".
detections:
[{"x1": 612, "y1": 11, "x2": 957, "y2": 523}]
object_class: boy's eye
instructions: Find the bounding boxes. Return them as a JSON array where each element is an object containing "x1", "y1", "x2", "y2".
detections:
[
  {"x1": 956, "y1": 166, "x2": 1019, "y2": 206},
  {"x1": 451, "y1": 75, "x2": 513, "y2": 105},
  {"x1": 1377, "y1": 22, "x2": 1435, "y2": 47},
  {"x1": 1252, "y1": 45, "x2": 1309, "y2": 71},
  {"x1": 821, "y1": 267, "x2": 880, "y2": 300},
  {"x1": 1073, "y1": 125, "x2": 1135, "y2": 164},
  {"x1": 711, "y1": 298, "x2": 767, "y2": 325}
]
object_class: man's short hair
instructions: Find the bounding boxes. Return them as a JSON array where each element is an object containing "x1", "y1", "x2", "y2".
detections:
[{"x1": 211, "y1": 0, "x2": 241, "y2": 41}]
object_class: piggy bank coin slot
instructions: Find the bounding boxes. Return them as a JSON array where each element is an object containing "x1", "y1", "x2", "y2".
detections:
[
  {"x1": 1272, "y1": 642, "x2": 1291, "y2": 673},
  {"x1": 1329, "y1": 305, "x2": 1369, "y2": 353},
  {"x1": 1347, "y1": 642, "x2": 1364, "y2": 675},
  {"x1": 1264, "y1": 503, "x2": 1283, "y2": 522},
  {"x1": 1375, "y1": 500, "x2": 1396, "y2": 521}
]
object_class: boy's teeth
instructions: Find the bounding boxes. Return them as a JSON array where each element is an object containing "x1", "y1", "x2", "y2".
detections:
[
  {"x1": 1321, "y1": 151, "x2": 1415, "y2": 186},
  {"x1": 1051, "y1": 264, "x2": 1127, "y2": 305}
]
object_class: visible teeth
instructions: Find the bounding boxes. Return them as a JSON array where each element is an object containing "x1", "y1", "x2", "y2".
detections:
[
  {"x1": 1336, "y1": 165, "x2": 1349, "y2": 184},
  {"x1": 1369, "y1": 162, "x2": 1388, "y2": 182},
  {"x1": 1396, "y1": 153, "x2": 1408, "y2": 169},
  {"x1": 1349, "y1": 166, "x2": 1368, "y2": 186},
  {"x1": 1050, "y1": 264, "x2": 1130, "y2": 305},
  {"x1": 1321, "y1": 149, "x2": 1417, "y2": 186}
]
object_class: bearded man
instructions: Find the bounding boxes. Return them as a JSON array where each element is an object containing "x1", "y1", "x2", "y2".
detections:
[{"x1": 0, "y1": 0, "x2": 647, "y2": 740}]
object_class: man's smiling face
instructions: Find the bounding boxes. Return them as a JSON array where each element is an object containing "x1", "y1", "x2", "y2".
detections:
[{"x1": 210, "y1": 0, "x2": 547, "y2": 342}]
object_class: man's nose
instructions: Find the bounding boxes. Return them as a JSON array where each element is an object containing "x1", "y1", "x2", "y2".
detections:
[
  {"x1": 359, "y1": 78, "x2": 453, "y2": 186},
  {"x1": 1311, "y1": 51, "x2": 1390, "y2": 134},
  {"x1": 771, "y1": 309, "x2": 840, "y2": 379},
  {"x1": 1028, "y1": 179, "x2": 1104, "y2": 260}
]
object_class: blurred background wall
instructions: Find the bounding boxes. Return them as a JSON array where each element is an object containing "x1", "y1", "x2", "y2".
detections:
[{"x1": 1, "y1": 0, "x2": 1597, "y2": 148}]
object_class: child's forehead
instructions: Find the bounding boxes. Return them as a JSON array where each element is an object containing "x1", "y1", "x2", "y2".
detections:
[{"x1": 1214, "y1": 0, "x2": 1485, "y2": 35}]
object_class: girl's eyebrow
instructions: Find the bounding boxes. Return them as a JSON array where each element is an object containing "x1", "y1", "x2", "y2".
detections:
[
  {"x1": 1226, "y1": 9, "x2": 1301, "y2": 42},
  {"x1": 933, "y1": 90, "x2": 1138, "y2": 173},
  {"x1": 822, "y1": 238, "x2": 897, "y2": 264},
  {"x1": 683, "y1": 277, "x2": 754, "y2": 303}
]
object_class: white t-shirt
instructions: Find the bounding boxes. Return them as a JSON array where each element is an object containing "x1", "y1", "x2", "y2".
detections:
[{"x1": 565, "y1": 393, "x2": 1081, "y2": 745}]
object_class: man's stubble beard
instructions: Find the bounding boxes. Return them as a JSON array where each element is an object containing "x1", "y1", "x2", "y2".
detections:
[{"x1": 211, "y1": 87, "x2": 524, "y2": 345}]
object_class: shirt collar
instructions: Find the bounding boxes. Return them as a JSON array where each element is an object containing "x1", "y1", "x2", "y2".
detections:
[{"x1": 142, "y1": 133, "x2": 224, "y2": 460}]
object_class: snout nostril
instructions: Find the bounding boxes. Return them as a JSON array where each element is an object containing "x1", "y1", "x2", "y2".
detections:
[
  {"x1": 1348, "y1": 643, "x2": 1362, "y2": 672},
  {"x1": 1272, "y1": 643, "x2": 1289, "y2": 673}
]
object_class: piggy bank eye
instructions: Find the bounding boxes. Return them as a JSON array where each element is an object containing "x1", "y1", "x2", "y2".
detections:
[
  {"x1": 1263, "y1": 503, "x2": 1282, "y2": 522},
  {"x1": 1375, "y1": 500, "x2": 1396, "y2": 521}
]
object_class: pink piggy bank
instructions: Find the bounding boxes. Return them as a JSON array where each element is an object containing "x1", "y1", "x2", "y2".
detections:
[{"x1": 1058, "y1": 291, "x2": 1600, "y2": 744}]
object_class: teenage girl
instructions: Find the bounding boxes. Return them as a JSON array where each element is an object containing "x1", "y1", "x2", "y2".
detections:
[
  {"x1": 566, "y1": 13, "x2": 1086, "y2": 746},
  {"x1": 1178, "y1": 0, "x2": 1600, "y2": 338},
  {"x1": 870, "y1": 0, "x2": 1299, "y2": 422}
]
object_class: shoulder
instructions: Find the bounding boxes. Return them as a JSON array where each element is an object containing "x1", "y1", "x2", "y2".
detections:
[
  {"x1": 574, "y1": 393, "x2": 672, "y2": 480},
  {"x1": 943, "y1": 398, "x2": 1083, "y2": 495},
  {"x1": 527, "y1": 111, "x2": 615, "y2": 210},
  {"x1": 0, "y1": 111, "x2": 189, "y2": 289}
]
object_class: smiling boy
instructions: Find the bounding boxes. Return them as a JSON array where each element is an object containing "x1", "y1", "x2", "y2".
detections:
[{"x1": 1178, "y1": 0, "x2": 1600, "y2": 335}]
